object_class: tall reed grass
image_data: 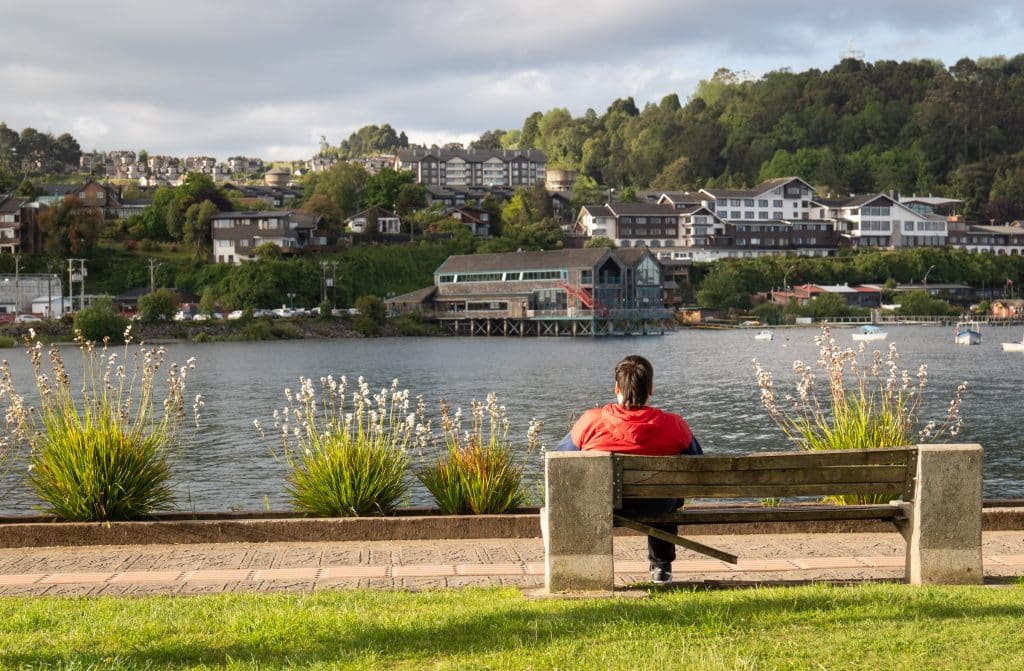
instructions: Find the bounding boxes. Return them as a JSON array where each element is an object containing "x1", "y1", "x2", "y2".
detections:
[
  {"x1": 259, "y1": 376, "x2": 415, "y2": 516},
  {"x1": 753, "y1": 324, "x2": 966, "y2": 503},
  {"x1": 416, "y1": 394, "x2": 542, "y2": 514},
  {"x1": 0, "y1": 328, "x2": 200, "y2": 520}
]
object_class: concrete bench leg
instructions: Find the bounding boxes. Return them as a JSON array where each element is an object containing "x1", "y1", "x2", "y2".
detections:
[
  {"x1": 905, "y1": 443, "x2": 984, "y2": 585},
  {"x1": 543, "y1": 452, "x2": 615, "y2": 593}
]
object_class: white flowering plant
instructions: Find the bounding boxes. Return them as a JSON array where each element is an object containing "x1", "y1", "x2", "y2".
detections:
[
  {"x1": 415, "y1": 393, "x2": 543, "y2": 514},
  {"x1": 257, "y1": 375, "x2": 416, "y2": 516},
  {"x1": 753, "y1": 324, "x2": 967, "y2": 503},
  {"x1": 0, "y1": 328, "x2": 200, "y2": 521}
]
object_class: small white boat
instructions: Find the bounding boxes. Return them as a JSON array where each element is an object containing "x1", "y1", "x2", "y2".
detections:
[
  {"x1": 954, "y1": 320, "x2": 982, "y2": 346},
  {"x1": 851, "y1": 325, "x2": 887, "y2": 342},
  {"x1": 1003, "y1": 330, "x2": 1024, "y2": 352},
  {"x1": 754, "y1": 330, "x2": 774, "y2": 341}
]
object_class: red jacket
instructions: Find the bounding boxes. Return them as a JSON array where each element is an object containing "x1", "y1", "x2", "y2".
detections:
[{"x1": 568, "y1": 403, "x2": 694, "y2": 456}]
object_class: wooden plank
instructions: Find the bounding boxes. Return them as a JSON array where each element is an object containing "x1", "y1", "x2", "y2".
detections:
[
  {"x1": 617, "y1": 448, "x2": 914, "y2": 473},
  {"x1": 622, "y1": 465, "x2": 909, "y2": 487},
  {"x1": 623, "y1": 505, "x2": 904, "y2": 526},
  {"x1": 613, "y1": 515, "x2": 738, "y2": 564},
  {"x1": 621, "y1": 482, "x2": 905, "y2": 499}
]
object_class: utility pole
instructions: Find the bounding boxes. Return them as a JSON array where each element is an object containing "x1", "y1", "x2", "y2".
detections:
[
  {"x1": 13, "y1": 254, "x2": 19, "y2": 320},
  {"x1": 147, "y1": 258, "x2": 161, "y2": 294},
  {"x1": 67, "y1": 259, "x2": 75, "y2": 312},
  {"x1": 45, "y1": 261, "x2": 54, "y2": 320},
  {"x1": 78, "y1": 258, "x2": 86, "y2": 310}
]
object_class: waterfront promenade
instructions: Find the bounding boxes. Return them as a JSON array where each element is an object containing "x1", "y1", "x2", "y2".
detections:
[{"x1": 2, "y1": 530, "x2": 1023, "y2": 597}]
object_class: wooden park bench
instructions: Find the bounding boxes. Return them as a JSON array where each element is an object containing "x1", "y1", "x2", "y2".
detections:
[{"x1": 542, "y1": 444, "x2": 983, "y2": 593}]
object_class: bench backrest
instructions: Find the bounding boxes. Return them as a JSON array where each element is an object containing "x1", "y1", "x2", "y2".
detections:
[{"x1": 612, "y1": 447, "x2": 917, "y2": 507}]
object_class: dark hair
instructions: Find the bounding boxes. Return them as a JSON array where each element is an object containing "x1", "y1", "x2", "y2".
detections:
[{"x1": 615, "y1": 355, "x2": 653, "y2": 409}]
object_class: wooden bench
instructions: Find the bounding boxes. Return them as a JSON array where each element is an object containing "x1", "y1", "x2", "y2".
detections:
[{"x1": 542, "y1": 444, "x2": 983, "y2": 592}]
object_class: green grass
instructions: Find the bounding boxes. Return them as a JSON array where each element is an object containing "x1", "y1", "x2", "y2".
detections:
[{"x1": 1, "y1": 584, "x2": 1022, "y2": 669}]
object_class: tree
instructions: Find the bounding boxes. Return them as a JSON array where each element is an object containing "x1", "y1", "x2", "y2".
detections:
[
  {"x1": 696, "y1": 263, "x2": 748, "y2": 311},
  {"x1": 470, "y1": 129, "x2": 505, "y2": 150},
  {"x1": 355, "y1": 294, "x2": 386, "y2": 324},
  {"x1": 182, "y1": 200, "x2": 216, "y2": 258},
  {"x1": 896, "y1": 290, "x2": 956, "y2": 316},
  {"x1": 253, "y1": 242, "x2": 282, "y2": 260},
  {"x1": 39, "y1": 196, "x2": 102, "y2": 256},
  {"x1": 137, "y1": 288, "x2": 181, "y2": 323},
  {"x1": 198, "y1": 286, "x2": 218, "y2": 316},
  {"x1": 361, "y1": 168, "x2": 415, "y2": 210},
  {"x1": 313, "y1": 161, "x2": 368, "y2": 216}
]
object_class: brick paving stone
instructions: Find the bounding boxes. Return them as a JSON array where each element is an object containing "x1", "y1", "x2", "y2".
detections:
[
  {"x1": 615, "y1": 560, "x2": 650, "y2": 574},
  {"x1": 184, "y1": 569, "x2": 254, "y2": 582},
  {"x1": 40, "y1": 572, "x2": 114, "y2": 584},
  {"x1": 398, "y1": 577, "x2": 449, "y2": 590},
  {"x1": 42, "y1": 584, "x2": 98, "y2": 596},
  {"x1": 857, "y1": 556, "x2": 905, "y2": 567},
  {"x1": 790, "y1": 557, "x2": 869, "y2": 570},
  {"x1": 456, "y1": 562, "x2": 525, "y2": 576},
  {"x1": 0, "y1": 574, "x2": 44, "y2": 586},
  {"x1": 674, "y1": 560, "x2": 734, "y2": 573},
  {"x1": 253, "y1": 581, "x2": 317, "y2": 593},
  {"x1": 110, "y1": 571, "x2": 184, "y2": 583},
  {"x1": 525, "y1": 562, "x2": 544, "y2": 575},
  {"x1": 733, "y1": 559, "x2": 801, "y2": 572},
  {"x1": 321, "y1": 565, "x2": 388, "y2": 579},
  {"x1": 315, "y1": 578, "x2": 362, "y2": 590},
  {"x1": 0, "y1": 585, "x2": 51, "y2": 596},
  {"x1": 178, "y1": 582, "x2": 239, "y2": 595},
  {"x1": 446, "y1": 576, "x2": 494, "y2": 588},
  {"x1": 252, "y1": 568, "x2": 320, "y2": 581},
  {"x1": 391, "y1": 564, "x2": 455, "y2": 577}
]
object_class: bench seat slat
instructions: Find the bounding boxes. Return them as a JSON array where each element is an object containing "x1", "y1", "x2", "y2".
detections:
[
  {"x1": 618, "y1": 505, "x2": 905, "y2": 526},
  {"x1": 616, "y1": 448, "x2": 914, "y2": 473},
  {"x1": 622, "y1": 465, "x2": 908, "y2": 487},
  {"x1": 622, "y1": 482, "x2": 905, "y2": 498}
]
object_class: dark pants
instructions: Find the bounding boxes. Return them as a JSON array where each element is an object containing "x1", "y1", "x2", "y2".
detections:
[{"x1": 617, "y1": 497, "x2": 682, "y2": 570}]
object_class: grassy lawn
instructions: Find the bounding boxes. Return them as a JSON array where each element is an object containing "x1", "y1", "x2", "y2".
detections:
[{"x1": 1, "y1": 583, "x2": 1023, "y2": 670}]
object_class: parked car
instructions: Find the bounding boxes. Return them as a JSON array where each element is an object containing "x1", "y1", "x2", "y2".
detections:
[
  {"x1": 14, "y1": 314, "x2": 42, "y2": 323},
  {"x1": 226, "y1": 310, "x2": 245, "y2": 320}
]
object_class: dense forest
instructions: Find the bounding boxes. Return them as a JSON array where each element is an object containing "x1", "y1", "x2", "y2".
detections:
[{"x1": 326, "y1": 55, "x2": 1024, "y2": 222}]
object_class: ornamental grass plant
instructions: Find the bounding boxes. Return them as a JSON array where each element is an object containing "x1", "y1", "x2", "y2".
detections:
[
  {"x1": 416, "y1": 394, "x2": 543, "y2": 514},
  {"x1": 0, "y1": 328, "x2": 200, "y2": 521},
  {"x1": 259, "y1": 375, "x2": 415, "y2": 516},
  {"x1": 753, "y1": 324, "x2": 966, "y2": 504}
]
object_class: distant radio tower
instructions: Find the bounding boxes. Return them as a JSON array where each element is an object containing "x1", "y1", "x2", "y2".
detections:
[{"x1": 843, "y1": 40, "x2": 865, "y2": 61}]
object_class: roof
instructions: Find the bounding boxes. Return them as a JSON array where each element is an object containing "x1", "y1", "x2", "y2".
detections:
[
  {"x1": 386, "y1": 286, "x2": 437, "y2": 304},
  {"x1": 435, "y1": 248, "x2": 610, "y2": 274},
  {"x1": 970, "y1": 225, "x2": 1024, "y2": 236},
  {"x1": 606, "y1": 203, "x2": 677, "y2": 216},
  {"x1": 900, "y1": 196, "x2": 963, "y2": 206},
  {"x1": 0, "y1": 196, "x2": 26, "y2": 214},
  {"x1": 579, "y1": 205, "x2": 613, "y2": 217},
  {"x1": 211, "y1": 210, "x2": 292, "y2": 219},
  {"x1": 395, "y1": 147, "x2": 546, "y2": 163},
  {"x1": 820, "y1": 193, "x2": 894, "y2": 209}
]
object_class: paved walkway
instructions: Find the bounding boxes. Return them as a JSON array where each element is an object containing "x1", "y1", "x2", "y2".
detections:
[{"x1": 2, "y1": 531, "x2": 1023, "y2": 596}]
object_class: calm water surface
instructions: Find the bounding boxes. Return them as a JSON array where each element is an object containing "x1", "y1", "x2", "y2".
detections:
[{"x1": 1, "y1": 324, "x2": 1022, "y2": 514}]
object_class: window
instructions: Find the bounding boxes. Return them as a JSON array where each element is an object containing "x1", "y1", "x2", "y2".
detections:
[
  {"x1": 773, "y1": 200, "x2": 783, "y2": 207},
  {"x1": 439, "y1": 275, "x2": 455, "y2": 283},
  {"x1": 455, "y1": 272, "x2": 503, "y2": 282},
  {"x1": 745, "y1": 212, "x2": 754, "y2": 219},
  {"x1": 522, "y1": 270, "x2": 563, "y2": 280},
  {"x1": 730, "y1": 198, "x2": 742, "y2": 206},
  {"x1": 758, "y1": 212, "x2": 768, "y2": 219},
  {"x1": 503, "y1": 272, "x2": 521, "y2": 281},
  {"x1": 730, "y1": 211, "x2": 740, "y2": 219},
  {"x1": 758, "y1": 199, "x2": 769, "y2": 207},
  {"x1": 773, "y1": 211, "x2": 783, "y2": 219}
]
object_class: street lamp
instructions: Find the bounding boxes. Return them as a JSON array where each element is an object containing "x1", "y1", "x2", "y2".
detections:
[
  {"x1": 287, "y1": 292, "x2": 296, "y2": 309},
  {"x1": 923, "y1": 264, "x2": 935, "y2": 292},
  {"x1": 782, "y1": 265, "x2": 796, "y2": 294}
]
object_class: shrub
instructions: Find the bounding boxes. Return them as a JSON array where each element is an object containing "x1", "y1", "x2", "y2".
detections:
[
  {"x1": 0, "y1": 335, "x2": 16, "y2": 348},
  {"x1": 753, "y1": 324, "x2": 966, "y2": 504},
  {"x1": 416, "y1": 394, "x2": 542, "y2": 514},
  {"x1": 270, "y1": 322, "x2": 303, "y2": 339},
  {"x1": 392, "y1": 313, "x2": 434, "y2": 336},
  {"x1": 235, "y1": 320, "x2": 273, "y2": 341},
  {"x1": 258, "y1": 376, "x2": 414, "y2": 516},
  {"x1": 0, "y1": 332, "x2": 200, "y2": 520},
  {"x1": 351, "y1": 315, "x2": 380, "y2": 336},
  {"x1": 138, "y1": 288, "x2": 181, "y2": 323},
  {"x1": 355, "y1": 294, "x2": 387, "y2": 324},
  {"x1": 73, "y1": 297, "x2": 130, "y2": 342}
]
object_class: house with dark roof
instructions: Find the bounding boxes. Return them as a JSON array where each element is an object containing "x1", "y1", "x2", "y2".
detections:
[
  {"x1": 210, "y1": 210, "x2": 322, "y2": 264},
  {"x1": 346, "y1": 207, "x2": 402, "y2": 235},
  {"x1": 0, "y1": 196, "x2": 45, "y2": 254},
  {"x1": 444, "y1": 206, "x2": 491, "y2": 236}
]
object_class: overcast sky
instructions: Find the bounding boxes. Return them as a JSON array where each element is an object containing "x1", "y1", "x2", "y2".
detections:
[{"x1": 2, "y1": 0, "x2": 1023, "y2": 161}]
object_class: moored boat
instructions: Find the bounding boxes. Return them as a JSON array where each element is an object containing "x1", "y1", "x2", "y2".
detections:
[
  {"x1": 1003, "y1": 330, "x2": 1024, "y2": 352},
  {"x1": 754, "y1": 329, "x2": 774, "y2": 341},
  {"x1": 851, "y1": 324, "x2": 887, "y2": 342},
  {"x1": 954, "y1": 320, "x2": 982, "y2": 346}
]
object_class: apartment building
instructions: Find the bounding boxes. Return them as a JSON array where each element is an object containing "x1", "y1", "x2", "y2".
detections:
[{"x1": 394, "y1": 147, "x2": 545, "y2": 188}]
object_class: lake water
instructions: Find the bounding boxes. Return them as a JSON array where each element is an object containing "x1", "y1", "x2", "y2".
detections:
[{"x1": 1, "y1": 324, "x2": 1022, "y2": 515}]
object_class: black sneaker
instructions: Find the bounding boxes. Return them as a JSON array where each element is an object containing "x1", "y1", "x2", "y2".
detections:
[{"x1": 650, "y1": 566, "x2": 672, "y2": 585}]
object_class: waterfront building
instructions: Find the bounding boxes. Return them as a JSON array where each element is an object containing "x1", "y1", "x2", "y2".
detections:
[{"x1": 387, "y1": 247, "x2": 671, "y2": 336}]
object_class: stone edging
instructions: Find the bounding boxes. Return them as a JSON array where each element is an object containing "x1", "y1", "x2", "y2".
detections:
[{"x1": 0, "y1": 507, "x2": 1022, "y2": 549}]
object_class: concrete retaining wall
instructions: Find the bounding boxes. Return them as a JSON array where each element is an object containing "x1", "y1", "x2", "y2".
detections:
[{"x1": 0, "y1": 506, "x2": 1021, "y2": 549}]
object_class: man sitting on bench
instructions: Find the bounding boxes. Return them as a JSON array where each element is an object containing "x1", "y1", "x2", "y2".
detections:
[{"x1": 557, "y1": 354, "x2": 702, "y2": 585}]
